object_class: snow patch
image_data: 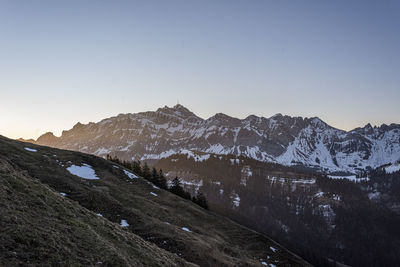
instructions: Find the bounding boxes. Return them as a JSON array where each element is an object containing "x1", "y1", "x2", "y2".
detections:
[
  {"x1": 93, "y1": 147, "x2": 111, "y2": 155},
  {"x1": 150, "y1": 192, "x2": 158, "y2": 197},
  {"x1": 267, "y1": 176, "x2": 316, "y2": 185},
  {"x1": 314, "y1": 191, "x2": 324, "y2": 198},
  {"x1": 24, "y1": 147, "x2": 37, "y2": 152},
  {"x1": 230, "y1": 158, "x2": 240, "y2": 165},
  {"x1": 120, "y1": 220, "x2": 129, "y2": 227},
  {"x1": 182, "y1": 227, "x2": 192, "y2": 232},
  {"x1": 180, "y1": 179, "x2": 203, "y2": 194},
  {"x1": 66, "y1": 164, "x2": 99, "y2": 180},
  {"x1": 123, "y1": 169, "x2": 138, "y2": 179},
  {"x1": 385, "y1": 163, "x2": 400, "y2": 174},
  {"x1": 231, "y1": 192, "x2": 240, "y2": 208},
  {"x1": 328, "y1": 175, "x2": 369, "y2": 182}
]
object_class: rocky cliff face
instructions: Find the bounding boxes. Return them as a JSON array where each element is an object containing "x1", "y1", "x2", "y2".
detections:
[{"x1": 35, "y1": 104, "x2": 400, "y2": 173}]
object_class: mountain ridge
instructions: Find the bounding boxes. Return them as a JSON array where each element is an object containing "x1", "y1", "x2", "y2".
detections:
[{"x1": 34, "y1": 104, "x2": 400, "y2": 173}]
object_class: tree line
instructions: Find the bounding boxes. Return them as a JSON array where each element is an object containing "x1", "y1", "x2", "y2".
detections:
[{"x1": 106, "y1": 155, "x2": 208, "y2": 210}]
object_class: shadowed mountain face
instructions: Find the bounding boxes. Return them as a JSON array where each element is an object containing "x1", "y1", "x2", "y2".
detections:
[
  {"x1": 154, "y1": 153, "x2": 400, "y2": 267},
  {"x1": 0, "y1": 136, "x2": 309, "y2": 266},
  {"x1": 36, "y1": 104, "x2": 400, "y2": 173}
]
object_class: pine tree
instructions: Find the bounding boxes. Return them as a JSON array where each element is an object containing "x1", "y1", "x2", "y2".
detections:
[
  {"x1": 132, "y1": 160, "x2": 142, "y2": 176},
  {"x1": 157, "y1": 169, "x2": 168, "y2": 189},
  {"x1": 169, "y1": 177, "x2": 185, "y2": 197},
  {"x1": 151, "y1": 167, "x2": 159, "y2": 184},
  {"x1": 142, "y1": 162, "x2": 151, "y2": 180},
  {"x1": 193, "y1": 192, "x2": 209, "y2": 210}
]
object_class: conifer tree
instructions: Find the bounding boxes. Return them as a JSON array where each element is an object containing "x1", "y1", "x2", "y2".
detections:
[
  {"x1": 142, "y1": 162, "x2": 151, "y2": 180},
  {"x1": 132, "y1": 160, "x2": 142, "y2": 176},
  {"x1": 169, "y1": 177, "x2": 185, "y2": 197},
  {"x1": 157, "y1": 169, "x2": 168, "y2": 189},
  {"x1": 193, "y1": 192, "x2": 209, "y2": 210},
  {"x1": 151, "y1": 167, "x2": 159, "y2": 184}
]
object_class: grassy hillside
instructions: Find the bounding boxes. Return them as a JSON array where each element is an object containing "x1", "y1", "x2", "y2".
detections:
[
  {"x1": 0, "y1": 136, "x2": 309, "y2": 266},
  {"x1": 0, "y1": 157, "x2": 192, "y2": 266}
]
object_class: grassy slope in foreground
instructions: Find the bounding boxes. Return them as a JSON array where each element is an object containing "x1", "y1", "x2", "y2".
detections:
[
  {"x1": 0, "y1": 136, "x2": 310, "y2": 266},
  {"x1": 0, "y1": 158, "x2": 192, "y2": 266}
]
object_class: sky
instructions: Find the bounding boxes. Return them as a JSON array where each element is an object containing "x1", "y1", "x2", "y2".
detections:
[{"x1": 0, "y1": 0, "x2": 399, "y2": 139}]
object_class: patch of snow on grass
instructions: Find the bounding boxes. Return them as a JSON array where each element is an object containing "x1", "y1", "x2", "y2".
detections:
[
  {"x1": 270, "y1": 246, "x2": 277, "y2": 252},
  {"x1": 123, "y1": 169, "x2": 138, "y2": 179},
  {"x1": 24, "y1": 147, "x2": 37, "y2": 152},
  {"x1": 120, "y1": 220, "x2": 129, "y2": 227},
  {"x1": 314, "y1": 191, "x2": 324, "y2": 198},
  {"x1": 150, "y1": 192, "x2": 158, "y2": 197},
  {"x1": 67, "y1": 164, "x2": 99, "y2": 180},
  {"x1": 60, "y1": 192, "x2": 67, "y2": 197},
  {"x1": 182, "y1": 227, "x2": 192, "y2": 232},
  {"x1": 261, "y1": 262, "x2": 268, "y2": 266},
  {"x1": 97, "y1": 213, "x2": 103, "y2": 217}
]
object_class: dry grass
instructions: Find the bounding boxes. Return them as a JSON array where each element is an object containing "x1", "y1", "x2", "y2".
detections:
[{"x1": 0, "y1": 136, "x2": 309, "y2": 266}]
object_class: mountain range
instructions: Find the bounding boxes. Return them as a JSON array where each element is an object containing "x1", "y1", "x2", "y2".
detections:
[{"x1": 34, "y1": 104, "x2": 400, "y2": 173}]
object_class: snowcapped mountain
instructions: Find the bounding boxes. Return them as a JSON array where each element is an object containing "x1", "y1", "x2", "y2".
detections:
[{"x1": 35, "y1": 104, "x2": 400, "y2": 173}]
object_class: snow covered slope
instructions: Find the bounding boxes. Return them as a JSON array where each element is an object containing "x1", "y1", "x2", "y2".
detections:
[{"x1": 35, "y1": 104, "x2": 400, "y2": 173}]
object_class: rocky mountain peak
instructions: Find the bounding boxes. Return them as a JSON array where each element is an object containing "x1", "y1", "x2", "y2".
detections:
[
  {"x1": 207, "y1": 113, "x2": 241, "y2": 126},
  {"x1": 270, "y1": 113, "x2": 283, "y2": 119},
  {"x1": 72, "y1": 122, "x2": 85, "y2": 130},
  {"x1": 308, "y1": 117, "x2": 329, "y2": 129},
  {"x1": 36, "y1": 132, "x2": 58, "y2": 145},
  {"x1": 156, "y1": 104, "x2": 202, "y2": 122}
]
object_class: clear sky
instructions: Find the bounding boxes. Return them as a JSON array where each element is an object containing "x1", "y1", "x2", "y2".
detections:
[{"x1": 1, "y1": 0, "x2": 399, "y2": 139}]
